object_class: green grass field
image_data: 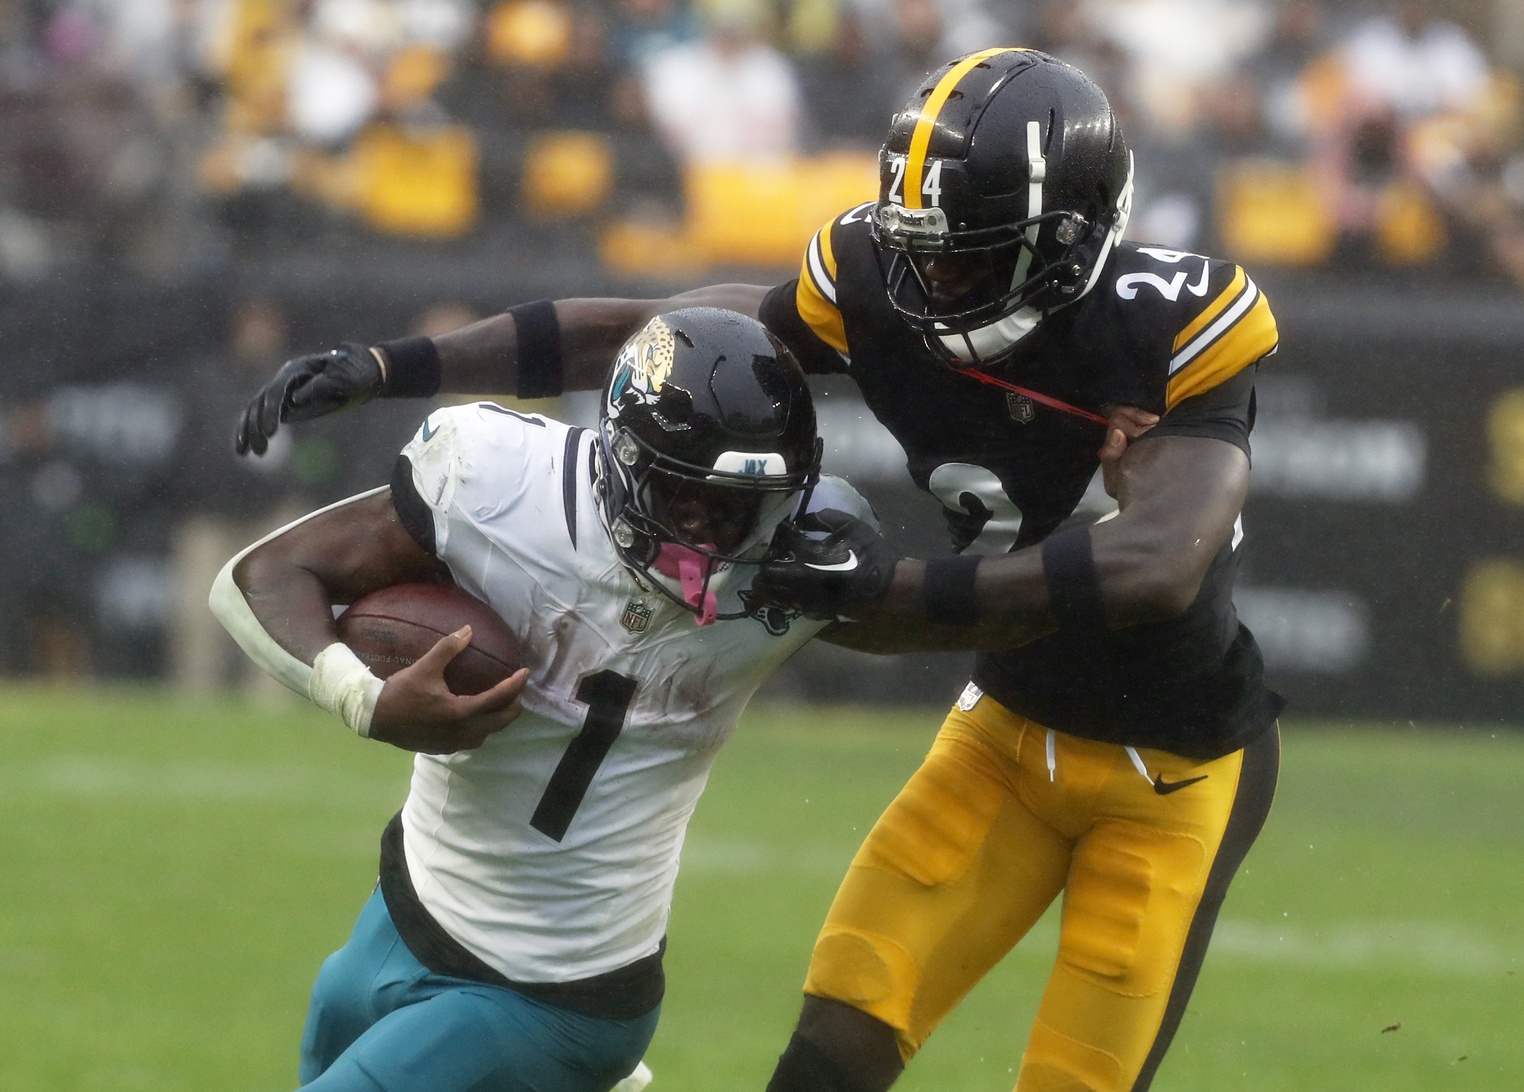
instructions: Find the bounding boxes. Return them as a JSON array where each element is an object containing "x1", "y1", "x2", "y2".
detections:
[{"x1": 1, "y1": 686, "x2": 1520, "y2": 1091}]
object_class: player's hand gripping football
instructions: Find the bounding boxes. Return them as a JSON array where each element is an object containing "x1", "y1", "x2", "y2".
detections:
[
  {"x1": 235, "y1": 342, "x2": 384, "y2": 456},
  {"x1": 369, "y1": 626, "x2": 530, "y2": 754},
  {"x1": 750, "y1": 510, "x2": 900, "y2": 621}
]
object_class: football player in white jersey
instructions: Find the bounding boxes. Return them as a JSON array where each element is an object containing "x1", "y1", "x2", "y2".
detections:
[{"x1": 209, "y1": 309, "x2": 1020, "y2": 1092}]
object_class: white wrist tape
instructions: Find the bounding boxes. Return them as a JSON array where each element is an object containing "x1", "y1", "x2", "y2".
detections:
[{"x1": 309, "y1": 643, "x2": 386, "y2": 738}]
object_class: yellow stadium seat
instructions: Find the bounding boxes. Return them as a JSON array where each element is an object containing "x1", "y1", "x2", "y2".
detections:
[
  {"x1": 598, "y1": 215, "x2": 704, "y2": 277},
  {"x1": 487, "y1": 0, "x2": 572, "y2": 68},
  {"x1": 383, "y1": 46, "x2": 452, "y2": 113},
  {"x1": 1215, "y1": 159, "x2": 1336, "y2": 266},
  {"x1": 520, "y1": 131, "x2": 616, "y2": 218},
  {"x1": 1376, "y1": 180, "x2": 1447, "y2": 265},
  {"x1": 683, "y1": 153, "x2": 878, "y2": 267},
  {"x1": 217, "y1": 0, "x2": 297, "y2": 135},
  {"x1": 351, "y1": 123, "x2": 479, "y2": 237}
]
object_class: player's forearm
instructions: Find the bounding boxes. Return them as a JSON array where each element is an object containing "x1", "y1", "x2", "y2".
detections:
[
  {"x1": 847, "y1": 524, "x2": 1200, "y2": 645},
  {"x1": 823, "y1": 591, "x2": 1054, "y2": 653},
  {"x1": 872, "y1": 555, "x2": 1058, "y2": 640},
  {"x1": 211, "y1": 533, "x2": 386, "y2": 739},
  {"x1": 231, "y1": 550, "x2": 345, "y2": 666},
  {"x1": 429, "y1": 313, "x2": 526, "y2": 392},
  {"x1": 211, "y1": 491, "x2": 445, "y2": 675},
  {"x1": 429, "y1": 287, "x2": 774, "y2": 395},
  {"x1": 427, "y1": 302, "x2": 646, "y2": 394}
]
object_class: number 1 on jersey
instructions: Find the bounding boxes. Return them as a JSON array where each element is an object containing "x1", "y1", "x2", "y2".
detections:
[{"x1": 530, "y1": 670, "x2": 637, "y2": 842}]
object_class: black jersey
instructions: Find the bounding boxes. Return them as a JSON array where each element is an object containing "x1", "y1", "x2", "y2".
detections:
[{"x1": 760, "y1": 202, "x2": 1284, "y2": 759}]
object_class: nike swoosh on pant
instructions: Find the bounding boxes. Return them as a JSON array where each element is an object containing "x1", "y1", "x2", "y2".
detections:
[{"x1": 1152, "y1": 774, "x2": 1208, "y2": 795}]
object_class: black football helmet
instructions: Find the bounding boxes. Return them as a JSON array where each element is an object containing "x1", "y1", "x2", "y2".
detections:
[
  {"x1": 872, "y1": 48, "x2": 1134, "y2": 367},
  {"x1": 595, "y1": 307, "x2": 822, "y2": 620}
]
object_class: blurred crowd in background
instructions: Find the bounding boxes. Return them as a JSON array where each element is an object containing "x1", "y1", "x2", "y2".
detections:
[
  {"x1": 0, "y1": 0, "x2": 1519, "y2": 280},
  {"x1": 2, "y1": 0, "x2": 1522, "y2": 688}
]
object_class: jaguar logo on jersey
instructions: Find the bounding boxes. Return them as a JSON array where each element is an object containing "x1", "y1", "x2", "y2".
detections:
[
  {"x1": 620, "y1": 598, "x2": 654, "y2": 633},
  {"x1": 606, "y1": 316, "x2": 676, "y2": 412},
  {"x1": 1006, "y1": 392, "x2": 1035, "y2": 423},
  {"x1": 752, "y1": 604, "x2": 795, "y2": 637},
  {"x1": 739, "y1": 589, "x2": 796, "y2": 636}
]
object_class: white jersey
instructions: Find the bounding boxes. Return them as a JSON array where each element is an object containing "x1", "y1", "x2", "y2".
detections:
[{"x1": 394, "y1": 402, "x2": 867, "y2": 984}]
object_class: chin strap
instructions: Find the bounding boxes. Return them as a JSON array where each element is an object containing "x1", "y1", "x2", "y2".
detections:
[{"x1": 654, "y1": 542, "x2": 720, "y2": 625}]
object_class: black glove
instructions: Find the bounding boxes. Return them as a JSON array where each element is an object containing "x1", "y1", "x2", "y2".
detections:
[
  {"x1": 750, "y1": 509, "x2": 900, "y2": 621},
  {"x1": 235, "y1": 342, "x2": 383, "y2": 456},
  {"x1": 941, "y1": 496, "x2": 993, "y2": 554}
]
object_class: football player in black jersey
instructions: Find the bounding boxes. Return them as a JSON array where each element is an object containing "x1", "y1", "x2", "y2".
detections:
[{"x1": 236, "y1": 49, "x2": 1282, "y2": 1092}]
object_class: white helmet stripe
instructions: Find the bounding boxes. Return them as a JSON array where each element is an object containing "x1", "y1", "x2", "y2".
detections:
[
  {"x1": 1079, "y1": 149, "x2": 1134, "y2": 302},
  {"x1": 1010, "y1": 119, "x2": 1047, "y2": 289}
]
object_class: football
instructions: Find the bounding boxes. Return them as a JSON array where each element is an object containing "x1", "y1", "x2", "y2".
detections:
[{"x1": 336, "y1": 583, "x2": 524, "y2": 695}]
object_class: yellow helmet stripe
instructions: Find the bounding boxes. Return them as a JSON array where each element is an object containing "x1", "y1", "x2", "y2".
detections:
[{"x1": 905, "y1": 48, "x2": 1023, "y2": 210}]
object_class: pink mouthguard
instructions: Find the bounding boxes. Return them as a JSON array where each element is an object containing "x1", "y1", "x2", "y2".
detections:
[{"x1": 654, "y1": 542, "x2": 719, "y2": 625}]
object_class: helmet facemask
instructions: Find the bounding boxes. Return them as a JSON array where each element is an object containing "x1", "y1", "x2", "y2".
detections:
[
  {"x1": 874, "y1": 151, "x2": 1133, "y2": 369},
  {"x1": 877, "y1": 205, "x2": 1099, "y2": 329},
  {"x1": 872, "y1": 50, "x2": 1134, "y2": 370}
]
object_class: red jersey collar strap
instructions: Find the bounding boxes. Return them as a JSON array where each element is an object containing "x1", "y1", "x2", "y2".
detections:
[{"x1": 959, "y1": 368, "x2": 1109, "y2": 425}]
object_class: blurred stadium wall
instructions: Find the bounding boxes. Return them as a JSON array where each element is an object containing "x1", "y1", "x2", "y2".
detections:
[{"x1": 2, "y1": 0, "x2": 1523, "y2": 722}]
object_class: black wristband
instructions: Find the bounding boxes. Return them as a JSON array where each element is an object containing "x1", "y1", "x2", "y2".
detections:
[
  {"x1": 376, "y1": 336, "x2": 441, "y2": 398},
  {"x1": 922, "y1": 555, "x2": 982, "y2": 625},
  {"x1": 510, "y1": 299, "x2": 564, "y2": 399},
  {"x1": 1041, "y1": 527, "x2": 1105, "y2": 631}
]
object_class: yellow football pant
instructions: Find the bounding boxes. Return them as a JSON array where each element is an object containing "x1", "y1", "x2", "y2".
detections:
[{"x1": 802, "y1": 695, "x2": 1279, "y2": 1092}]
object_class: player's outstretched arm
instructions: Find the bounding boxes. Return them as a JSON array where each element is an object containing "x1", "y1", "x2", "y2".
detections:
[
  {"x1": 759, "y1": 433, "x2": 1249, "y2": 652},
  {"x1": 234, "y1": 284, "x2": 773, "y2": 455},
  {"x1": 209, "y1": 490, "x2": 527, "y2": 752}
]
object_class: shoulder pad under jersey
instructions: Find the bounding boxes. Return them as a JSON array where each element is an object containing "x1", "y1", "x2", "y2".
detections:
[
  {"x1": 1097, "y1": 243, "x2": 1279, "y2": 410},
  {"x1": 792, "y1": 203, "x2": 878, "y2": 358}
]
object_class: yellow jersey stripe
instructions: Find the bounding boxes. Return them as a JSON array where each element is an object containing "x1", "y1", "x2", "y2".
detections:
[
  {"x1": 1166, "y1": 292, "x2": 1278, "y2": 408},
  {"x1": 1170, "y1": 275, "x2": 1258, "y2": 375},
  {"x1": 1172, "y1": 266, "x2": 1247, "y2": 354},
  {"x1": 805, "y1": 223, "x2": 838, "y2": 304},
  {"x1": 905, "y1": 48, "x2": 1016, "y2": 209},
  {"x1": 795, "y1": 225, "x2": 849, "y2": 354}
]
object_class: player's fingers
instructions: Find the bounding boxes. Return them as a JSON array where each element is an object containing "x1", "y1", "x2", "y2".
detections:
[
  {"x1": 285, "y1": 373, "x2": 334, "y2": 420},
  {"x1": 1109, "y1": 405, "x2": 1159, "y2": 439},
  {"x1": 253, "y1": 383, "x2": 286, "y2": 443},
  {"x1": 1097, "y1": 426, "x2": 1127, "y2": 462},
  {"x1": 244, "y1": 393, "x2": 275, "y2": 455},
  {"x1": 412, "y1": 626, "x2": 473, "y2": 676},
  {"x1": 805, "y1": 508, "x2": 859, "y2": 534},
  {"x1": 235, "y1": 402, "x2": 263, "y2": 456},
  {"x1": 460, "y1": 668, "x2": 529, "y2": 718}
]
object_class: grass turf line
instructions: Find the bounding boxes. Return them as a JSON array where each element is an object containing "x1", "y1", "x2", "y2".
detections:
[{"x1": 1, "y1": 686, "x2": 1520, "y2": 1090}]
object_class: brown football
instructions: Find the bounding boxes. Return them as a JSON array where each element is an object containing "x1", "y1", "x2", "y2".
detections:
[{"x1": 337, "y1": 584, "x2": 524, "y2": 695}]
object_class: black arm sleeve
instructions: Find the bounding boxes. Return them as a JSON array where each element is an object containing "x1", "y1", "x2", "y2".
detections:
[
  {"x1": 1142, "y1": 363, "x2": 1259, "y2": 459},
  {"x1": 758, "y1": 281, "x2": 851, "y2": 376},
  {"x1": 390, "y1": 455, "x2": 437, "y2": 554}
]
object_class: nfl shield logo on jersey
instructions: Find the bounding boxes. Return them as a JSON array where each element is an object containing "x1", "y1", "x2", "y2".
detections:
[
  {"x1": 621, "y1": 598, "x2": 653, "y2": 633},
  {"x1": 1006, "y1": 392, "x2": 1035, "y2": 424}
]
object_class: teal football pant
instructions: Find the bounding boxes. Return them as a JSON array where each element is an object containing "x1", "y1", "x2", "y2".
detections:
[{"x1": 297, "y1": 887, "x2": 659, "y2": 1092}]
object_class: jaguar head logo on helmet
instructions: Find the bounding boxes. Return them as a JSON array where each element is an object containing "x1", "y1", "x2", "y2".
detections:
[
  {"x1": 872, "y1": 48, "x2": 1134, "y2": 369},
  {"x1": 595, "y1": 307, "x2": 823, "y2": 624}
]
